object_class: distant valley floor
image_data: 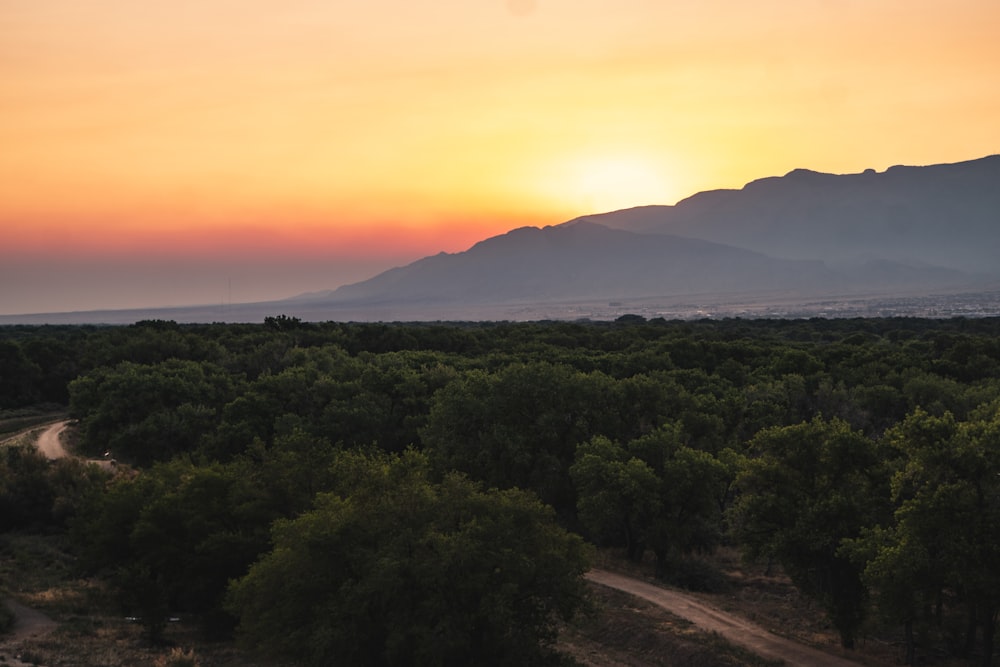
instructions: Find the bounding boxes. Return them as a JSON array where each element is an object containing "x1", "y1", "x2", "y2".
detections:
[{"x1": 4, "y1": 285, "x2": 1000, "y2": 325}]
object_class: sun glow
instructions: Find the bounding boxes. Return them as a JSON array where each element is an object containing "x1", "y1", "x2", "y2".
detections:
[{"x1": 542, "y1": 153, "x2": 679, "y2": 215}]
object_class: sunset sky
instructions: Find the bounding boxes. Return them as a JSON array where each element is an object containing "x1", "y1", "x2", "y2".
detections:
[{"x1": 2, "y1": 0, "x2": 998, "y2": 315}]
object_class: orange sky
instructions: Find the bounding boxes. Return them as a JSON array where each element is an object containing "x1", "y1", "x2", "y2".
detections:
[{"x1": 2, "y1": 0, "x2": 999, "y2": 314}]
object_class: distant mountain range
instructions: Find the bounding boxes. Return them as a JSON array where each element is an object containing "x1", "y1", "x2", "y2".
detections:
[
  {"x1": 292, "y1": 154, "x2": 999, "y2": 319},
  {"x1": 4, "y1": 154, "x2": 999, "y2": 324},
  {"x1": 581, "y1": 154, "x2": 1000, "y2": 274}
]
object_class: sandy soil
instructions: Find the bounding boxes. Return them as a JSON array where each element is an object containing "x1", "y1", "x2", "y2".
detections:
[{"x1": 587, "y1": 569, "x2": 865, "y2": 667}]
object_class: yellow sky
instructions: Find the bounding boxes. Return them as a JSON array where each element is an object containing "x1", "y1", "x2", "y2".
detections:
[{"x1": 1, "y1": 0, "x2": 999, "y2": 313}]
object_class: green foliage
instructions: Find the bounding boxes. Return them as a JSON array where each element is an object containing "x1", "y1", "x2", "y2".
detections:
[
  {"x1": 630, "y1": 426, "x2": 731, "y2": 570},
  {"x1": 0, "y1": 339, "x2": 42, "y2": 407},
  {"x1": 0, "y1": 443, "x2": 52, "y2": 530},
  {"x1": 227, "y1": 450, "x2": 591, "y2": 666},
  {"x1": 731, "y1": 417, "x2": 889, "y2": 649},
  {"x1": 850, "y1": 407, "x2": 1000, "y2": 664},
  {"x1": 572, "y1": 425, "x2": 732, "y2": 577},
  {"x1": 263, "y1": 314, "x2": 304, "y2": 331},
  {"x1": 69, "y1": 359, "x2": 235, "y2": 464},
  {"x1": 423, "y1": 362, "x2": 610, "y2": 515},
  {"x1": 571, "y1": 435, "x2": 659, "y2": 560},
  {"x1": 9, "y1": 317, "x2": 1000, "y2": 662},
  {"x1": 0, "y1": 443, "x2": 107, "y2": 530},
  {"x1": 70, "y1": 456, "x2": 292, "y2": 637},
  {"x1": 117, "y1": 562, "x2": 171, "y2": 643}
]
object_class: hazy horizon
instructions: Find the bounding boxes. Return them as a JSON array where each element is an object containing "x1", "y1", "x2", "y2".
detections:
[{"x1": 3, "y1": 1, "x2": 999, "y2": 316}]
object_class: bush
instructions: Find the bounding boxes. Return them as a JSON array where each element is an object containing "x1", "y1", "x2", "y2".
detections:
[{"x1": 662, "y1": 556, "x2": 728, "y2": 593}]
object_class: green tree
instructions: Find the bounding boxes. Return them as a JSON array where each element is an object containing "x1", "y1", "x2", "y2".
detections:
[
  {"x1": 629, "y1": 425, "x2": 731, "y2": 579},
  {"x1": 69, "y1": 359, "x2": 234, "y2": 464},
  {"x1": 842, "y1": 524, "x2": 934, "y2": 665},
  {"x1": 570, "y1": 435, "x2": 660, "y2": 561},
  {"x1": 71, "y1": 457, "x2": 288, "y2": 638},
  {"x1": 572, "y1": 425, "x2": 732, "y2": 581},
  {"x1": 423, "y1": 362, "x2": 607, "y2": 517},
  {"x1": 21, "y1": 334, "x2": 82, "y2": 404},
  {"x1": 0, "y1": 340, "x2": 42, "y2": 407},
  {"x1": 0, "y1": 442, "x2": 104, "y2": 531},
  {"x1": 858, "y1": 408, "x2": 1000, "y2": 666},
  {"x1": 731, "y1": 417, "x2": 888, "y2": 649},
  {"x1": 841, "y1": 408, "x2": 954, "y2": 664},
  {"x1": 0, "y1": 443, "x2": 52, "y2": 530},
  {"x1": 227, "y1": 450, "x2": 591, "y2": 666}
]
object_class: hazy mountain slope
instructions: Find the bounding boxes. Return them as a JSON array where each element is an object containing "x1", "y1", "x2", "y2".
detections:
[
  {"x1": 324, "y1": 221, "x2": 963, "y2": 307},
  {"x1": 579, "y1": 155, "x2": 1000, "y2": 273}
]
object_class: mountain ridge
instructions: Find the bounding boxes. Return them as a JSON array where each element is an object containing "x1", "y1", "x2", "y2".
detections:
[
  {"x1": 311, "y1": 154, "x2": 997, "y2": 314},
  {"x1": 3, "y1": 154, "x2": 998, "y2": 324},
  {"x1": 324, "y1": 221, "x2": 850, "y2": 305},
  {"x1": 575, "y1": 154, "x2": 1000, "y2": 272}
]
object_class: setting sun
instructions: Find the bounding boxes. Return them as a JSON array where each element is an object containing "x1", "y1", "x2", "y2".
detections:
[{"x1": 562, "y1": 155, "x2": 677, "y2": 214}]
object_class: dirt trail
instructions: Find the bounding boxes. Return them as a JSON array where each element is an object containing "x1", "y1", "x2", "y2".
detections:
[
  {"x1": 1, "y1": 598, "x2": 59, "y2": 667},
  {"x1": 2, "y1": 599, "x2": 57, "y2": 643},
  {"x1": 33, "y1": 420, "x2": 70, "y2": 459},
  {"x1": 586, "y1": 569, "x2": 863, "y2": 667}
]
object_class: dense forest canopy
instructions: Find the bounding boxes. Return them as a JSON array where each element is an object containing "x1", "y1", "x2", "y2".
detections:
[{"x1": 2, "y1": 315, "x2": 1000, "y2": 665}]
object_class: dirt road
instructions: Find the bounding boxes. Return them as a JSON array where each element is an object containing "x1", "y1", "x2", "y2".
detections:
[
  {"x1": 586, "y1": 569, "x2": 863, "y2": 667},
  {"x1": 0, "y1": 599, "x2": 58, "y2": 667},
  {"x1": 2, "y1": 599, "x2": 57, "y2": 643},
  {"x1": 33, "y1": 420, "x2": 70, "y2": 459}
]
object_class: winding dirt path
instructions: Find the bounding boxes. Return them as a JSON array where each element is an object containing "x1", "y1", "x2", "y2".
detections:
[
  {"x1": 587, "y1": 569, "x2": 863, "y2": 667},
  {"x1": 33, "y1": 420, "x2": 70, "y2": 459}
]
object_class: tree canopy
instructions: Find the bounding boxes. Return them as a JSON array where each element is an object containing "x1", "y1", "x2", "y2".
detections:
[
  {"x1": 226, "y1": 450, "x2": 591, "y2": 666},
  {"x1": 5, "y1": 316, "x2": 1000, "y2": 664}
]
